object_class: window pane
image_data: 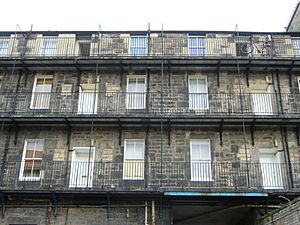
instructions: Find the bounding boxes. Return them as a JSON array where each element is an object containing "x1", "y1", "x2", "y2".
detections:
[
  {"x1": 200, "y1": 144, "x2": 210, "y2": 159},
  {"x1": 189, "y1": 79, "x2": 206, "y2": 93},
  {"x1": 41, "y1": 37, "x2": 58, "y2": 56},
  {"x1": 191, "y1": 143, "x2": 201, "y2": 160},
  {"x1": 136, "y1": 83, "x2": 145, "y2": 92},
  {"x1": 0, "y1": 38, "x2": 9, "y2": 55},
  {"x1": 130, "y1": 37, "x2": 148, "y2": 56},
  {"x1": 134, "y1": 142, "x2": 144, "y2": 159},
  {"x1": 198, "y1": 79, "x2": 206, "y2": 93},
  {"x1": 293, "y1": 39, "x2": 300, "y2": 56},
  {"x1": 191, "y1": 141, "x2": 211, "y2": 161},
  {"x1": 40, "y1": 84, "x2": 52, "y2": 92},
  {"x1": 25, "y1": 140, "x2": 44, "y2": 159},
  {"x1": 25, "y1": 149, "x2": 34, "y2": 158},
  {"x1": 26, "y1": 141, "x2": 36, "y2": 151},
  {"x1": 189, "y1": 37, "x2": 205, "y2": 56},
  {"x1": 125, "y1": 142, "x2": 135, "y2": 159},
  {"x1": 189, "y1": 38, "x2": 196, "y2": 46},
  {"x1": 23, "y1": 160, "x2": 41, "y2": 178},
  {"x1": 189, "y1": 79, "x2": 198, "y2": 93},
  {"x1": 137, "y1": 78, "x2": 145, "y2": 84}
]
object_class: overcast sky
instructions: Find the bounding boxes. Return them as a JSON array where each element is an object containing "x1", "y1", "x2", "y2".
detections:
[{"x1": 0, "y1": 0, "x2": 299, "y2": 32}]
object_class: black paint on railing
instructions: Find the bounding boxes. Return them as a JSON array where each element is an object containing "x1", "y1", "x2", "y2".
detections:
[
  {"x1": 0, "y1": 35, "x2": 300, "y2": 58},
  {"x1": 0, "y1": 161, "x2": 298, "y2": 191},
  {"x1": 0, "y1": 91, "x2": 299, "y2": 117}
]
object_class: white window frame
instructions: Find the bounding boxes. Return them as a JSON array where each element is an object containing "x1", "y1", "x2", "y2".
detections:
[
  {"x1": 123, "y1": 139, "x2": 145, "y2": 180},
  {"x1": 190, "y1": 139, "x2": 212, "y2": 181},
  {"x1": 126, "y1": 75, "x2": 147, "y2": 109},
  {"x1": 297, "y1": 77, "x2": 300, "y2": 93},
  {"x1": 130, "y1": 36, "x2": 148, "y2": 56},
  {"x1": 0, "y1": 37, "x2": 10, "y2": 56},
  {"x1": 188, "y1": 36, "x2": 206, "y2": 56},
  {"x1": 41, "y1": 37, "x2": 58, "y2": 56},
  {"x1": 19, "y1": 139, "x2": 44, "y2": 181},
  {"x1": 30, "y1": 75, "x2": 53, "y2": 109},
  {"x1": 188, "y1": 76, "x2": 209, "y2": 110}
]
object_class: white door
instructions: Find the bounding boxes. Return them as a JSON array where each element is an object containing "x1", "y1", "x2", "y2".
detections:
[
  {"x1": 189, "y1": 78, "x2": 209, "y2": 110},
  {"x1": 69, "y1": 147, "x2": 95, "y2": 188},
  {"x1": 77, "y1": 84, "x2": 98, "y2": 114},
  {"x1": 252, "y1": 89, "x2": 274, "y2": 115},
  {"x1": 126, "y1": 76, "x2": 146, "y2": 109},
  {"x1": 259, "y1": 150, "x2": 283, "y2": 189},
  {"x1": 190, "y1": 140, "x2": 212, "y2": 181}
]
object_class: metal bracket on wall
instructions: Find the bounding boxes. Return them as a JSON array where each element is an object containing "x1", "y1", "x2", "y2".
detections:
[
  {"x1": 107, "y1": 192, "x2": 111, "y2": 219},
  {"x1": 10, "y1": 118, "x2": 19, "y2": 145},
  {"x1": 23, "y1": 68, "x2": 29, "y2": 88},
  {"x1": 295, "y1": 125, "x2": 300, "y2": 147},
  {"x1": 0, "y1": 192, "x2": 5, "y2": 218},
  {"x1": 245, "y1": 59, "x2": 252, "y2": 87},
  {"x1": 217, "y1": 60, "x2": 220, "y2": 87},
  {"x1": 118, "y1": 119, "x2": 122, "y2": 146},
  {"x1": 76, "y1": 63, "x2": 81, "y2": 89},
  {"x1": 288, "y1": 61, "x2": 295, "y2": 88},
  {"x1": 250, "y1": 121, "x2": 255, "y2": 146},
  {"x1": 146, "y1": 69, "x2": 150, "y2": 114},
  {"x1": 219, "y1": 120, "x2": 223, "y2": 146},
  {"x1": 168, "y1": 119, "x2": 171, "y2": 146},
  {"x1": 159, "y1": 193, "x2": 163, "y2": 224},
  {"x1": 51, "y1": 191, "x2": 58, "y2": 217},
  {"x1": 168, "y1": 60, "x2": 171, "y2": 88},
  {"x1": 66, "y1": 121, "x2": 72, "y2": 147},
  {"x1": 14, "y1": 125, "x2": 19, "y2": 146},
  {"x1": 119, "y1": 59, "x2": 124, "y2": 76}
]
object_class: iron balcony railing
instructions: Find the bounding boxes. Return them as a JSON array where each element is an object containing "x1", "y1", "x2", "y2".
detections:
[
  {"x1": 0, "y1": 91, "x2": 299, "y2": 117},
  {"x1": 1, "y1": 161, "x2": 299, "y2": 191},
  {"x1": 0, "y1": 35, "x2": 300, "y2": 58}
]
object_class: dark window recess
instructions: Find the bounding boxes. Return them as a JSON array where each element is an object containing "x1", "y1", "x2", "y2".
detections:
[
  {"x1": 78, "y1": 42, "x2": 91, "y2": 56},
  {"x1": 76, "y1": 35, "x2": 91, "y2": 56}
]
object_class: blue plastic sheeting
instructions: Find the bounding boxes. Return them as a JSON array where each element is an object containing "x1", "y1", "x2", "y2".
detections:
[{"x1": 164, "y1": 192, "x2": 268, "y2": 197}]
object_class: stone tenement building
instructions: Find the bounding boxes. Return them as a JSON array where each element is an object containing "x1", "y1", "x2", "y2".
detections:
[{"x1": 1, "y1": 28, "x2": 300, "y2": 225}]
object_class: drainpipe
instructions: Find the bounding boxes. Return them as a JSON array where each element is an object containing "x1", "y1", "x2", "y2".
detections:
[
  {"x1": 281, "y1": 127, "x2": 294, "y2": 189},
  {"x1": 152, "y1": 200, "x2": 155, "y2": 225},
  {"x1": 275, "y1": 70, "x2": 283, "y2": 114},
  {"x1": 145, "y1": 201, "x2": 148, "y2": 225}
]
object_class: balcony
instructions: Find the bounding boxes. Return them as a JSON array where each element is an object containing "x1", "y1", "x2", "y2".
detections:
[
  {"x1": 0, "y1": 91, "x2": 299, "y2": 124},
  {"x1": 0, "y1": 34, "x2": 300, "y2": 60},
  {"x1": 1, "y1": 161, "x2": 299, "y2": 192}
]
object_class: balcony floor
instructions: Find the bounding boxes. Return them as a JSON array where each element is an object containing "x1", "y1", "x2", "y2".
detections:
[{"x1": 1, "y1": 57, "x2": 300, "y2": 71}]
